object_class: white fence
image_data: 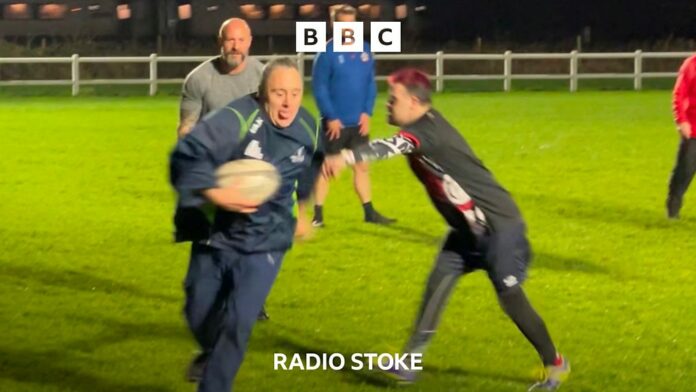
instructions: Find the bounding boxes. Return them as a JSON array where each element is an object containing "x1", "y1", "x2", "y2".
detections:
[{"x1": 0, "y1": 51, "x2": 690, "y2": 96}]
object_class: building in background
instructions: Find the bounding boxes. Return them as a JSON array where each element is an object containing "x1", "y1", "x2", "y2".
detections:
[
  {"x1": 0, "y1": 1, "x2": 159, "y2": 43},
  {"x1": 0, "y1": 0, "x2": 421, "y2": 52}
]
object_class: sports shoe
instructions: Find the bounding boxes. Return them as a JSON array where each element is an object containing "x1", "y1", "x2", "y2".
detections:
[
  {"x1": 383, "y1": 366, "x2": 418, "y2": 385},
  {"x1": 380, "y1": 352, "x2": 420, "y2": 385},
  {"x1": 257, "y1": 306, "x2": 270, "y2": 321},
  {"x1": 186, "y1": 351, "x2": 210, "y2": 382},
  {"x1": 311, "y1": 218, "x2": 325, "y2": 228},
  {"x1": 365, "y1": 211, "x2": 397, "y2": 225},
  {"x1": 667, "y1": 196, "x2": 682, "y2": 219},
  {"x1": 528, "y1": 355, "x2": 570, "y2": 391}
]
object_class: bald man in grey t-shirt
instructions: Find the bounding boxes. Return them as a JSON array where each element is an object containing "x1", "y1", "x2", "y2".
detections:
[{"x1": 177, "y1": 18, "x2": 264, "y2": 138}]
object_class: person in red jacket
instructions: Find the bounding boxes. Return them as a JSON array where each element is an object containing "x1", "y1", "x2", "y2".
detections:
[{"x1": 667, "y1": 54, "x2": 696, "y2": 219}]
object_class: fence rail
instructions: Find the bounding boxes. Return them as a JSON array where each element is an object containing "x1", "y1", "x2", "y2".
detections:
[{"x1": 0, "y1": 51, "x2": 690, "y2": 96}]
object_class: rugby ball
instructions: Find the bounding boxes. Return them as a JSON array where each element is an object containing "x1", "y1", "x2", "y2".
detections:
[{"x1": 215, "y1": 159, "x2": 281, "y2": 203}]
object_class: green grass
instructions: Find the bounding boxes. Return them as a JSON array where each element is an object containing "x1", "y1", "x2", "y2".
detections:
[{"x1": 1, "y1": 91, "x2": 695, "y2": 392}]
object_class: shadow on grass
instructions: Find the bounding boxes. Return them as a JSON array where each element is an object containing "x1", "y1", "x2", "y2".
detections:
[
  {"x1": 63, "y1": 315, "x2": 190, "y2": 353},
  {"x1": 351, "y1": 226, "x2": 608, "y2": 274},
  {"x1": 0, "y1": 346, "x2": 172, "y2": 392},
  {"x1": 0, "y1": 314, "x2": 190, "y2": 391},
  {"x1": 0, "y1": 263, "x2": 178, "y2": 303},
  {"x1": 425, "y1": 364, "x2": 531, "y2": 385},
  {"x1": 520, "y1": 192, "x2": 696, "y2": 232},
  {"x1": 351, "y1": 225, "x2": 443, "y2": 247},
  {"x1": 533, "y1": 251, "x2": 609, "y2": 274}
]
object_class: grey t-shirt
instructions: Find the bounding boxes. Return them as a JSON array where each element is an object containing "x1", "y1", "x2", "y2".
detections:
[{"x1": 180, "y1": 56, "x2": 264, "y2": 120}]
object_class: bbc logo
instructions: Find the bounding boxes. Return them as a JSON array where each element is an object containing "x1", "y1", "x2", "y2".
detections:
[{"x1": 296, "y1": 22, "x2": 401, "y2": 53}]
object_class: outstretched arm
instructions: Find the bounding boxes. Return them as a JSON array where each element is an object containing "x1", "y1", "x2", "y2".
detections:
[
  {"x1": 345, "y1": 133, "x2": 417, "y2": 163},
  {"x1": 294, "y1": 150, "x2": 324, "y2": 238},
  {"x1": 322, "y1": 133, "x2": 417, "y2": 178}
]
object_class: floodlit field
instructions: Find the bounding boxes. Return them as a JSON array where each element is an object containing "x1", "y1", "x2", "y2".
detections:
[{"x1": 1, "y1": 91, "x2": 694, "y2": 392}]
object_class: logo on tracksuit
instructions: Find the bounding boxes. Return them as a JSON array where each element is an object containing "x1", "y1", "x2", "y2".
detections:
[
  {"x1": 249, "y1": 118, "x2": 263, "y2": 134},
  {"x1": 290, "y1": 147, "x2": 306, "y2": 163},
  {"x1": 244, "y1": 140, "x2": 264, "y2": 159}
]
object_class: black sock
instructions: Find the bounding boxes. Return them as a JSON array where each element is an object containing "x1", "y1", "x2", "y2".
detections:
[
  {"x1": 314, "y1": 205, "x2": 323, "y2": 222},
  {"x1": 498, "y1": 286, "x2": 557, "y2": 366},
  {"x1": 362, "y1": 201, "x2": 375, "y2": 218}
]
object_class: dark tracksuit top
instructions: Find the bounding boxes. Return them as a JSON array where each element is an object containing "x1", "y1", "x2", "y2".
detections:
[
  {"x1": 170, "y1": 94, "x2": 323, "y2": 254},
  {"x1": 349, "y1": 109, "x2": 524, "y2": 241}
]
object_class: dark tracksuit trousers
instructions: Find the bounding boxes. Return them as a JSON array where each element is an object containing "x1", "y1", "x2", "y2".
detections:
[
  {"x1": 184, "y1": 242, "x2": 285, "y2": 392},
  {"x1": 668, "y1": 138, "x2": 696, "y2": 214},
  {"x1": 403, "y1": 224, "x2": 558, "y2": 366}
]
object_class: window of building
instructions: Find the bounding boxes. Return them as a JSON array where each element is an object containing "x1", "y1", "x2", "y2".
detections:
[
  {"x1": 395, "y1": 4, "x2": 407, "y2": 20},
  {"x1": 298, "y1": 4, "x2": 320, "y2": 19},
  {"x1": 358, "y1": 4, "x2": 381, "y2": 19},
  {"x1": 269, "y1": 4, "x2": 292, "y2": 20},
  {"x1": 4, "y1": 3, "x2": 31, "y2": 20},
  {"x1": 116, "y1": 4, "x2": 130, "y2": 20},
  {"x1": 178, "y1": 4, "x2": 192, "y2": 20},
  {"x1": 240, "y1": 4, "x2": 264, "y2": 20},
  {"x1": 38, "y1": 3, "x2": 67, "y2": 20}
]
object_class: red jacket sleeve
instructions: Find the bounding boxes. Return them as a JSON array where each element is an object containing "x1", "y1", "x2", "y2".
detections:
[{"x1": 673, "y1": 56, "x2": 696, "y2": 124}]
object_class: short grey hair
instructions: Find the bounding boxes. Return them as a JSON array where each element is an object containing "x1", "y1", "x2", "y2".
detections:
[{"x1": 257, "y1": 57, "x2": 300, "y2": 101}]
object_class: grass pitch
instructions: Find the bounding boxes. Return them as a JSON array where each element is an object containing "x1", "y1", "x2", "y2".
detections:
[{"x1": 1, "y1": 91, "x2": 694, "y2": 392}]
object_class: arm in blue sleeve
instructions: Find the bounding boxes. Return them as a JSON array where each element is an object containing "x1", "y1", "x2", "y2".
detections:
[
  {"x1": 363, "y1": 55, "x2": 377, "y2": 116},
  {"x1": 311, "y1": 52, "x2": 338, "y2": 120},
  {"x1": 296, "y1": 116, "x2": 324, "y2": 202},
  {"x1": 170, "y1": 113, "x2": 241, "y2": 207},
  {"x1": 296, "y1": 151, "x2": 325, "y2": 202}
]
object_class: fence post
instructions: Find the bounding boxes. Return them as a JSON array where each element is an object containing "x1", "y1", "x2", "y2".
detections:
[
  {"x1": 149, "y1": 53, "x2": 158, "y2": 96},
  {"x1": 503, "y1": 50, "x2": 512, "y2": 92},
  {"x1": 569, "y1": 50, "x2": 578, "y2": 92},
  {"x1": 71, "y1": 54, "x2": 80, "y2": 96},
  {"x1": 296, "y1": 52, "x2": 305, "y2": 82},
  {"x1": 435, "y1": 50, "x2": 444, "y2": 92},
  {"x1": 634, "y1": 50, "x2": 642, "y2": 91}
]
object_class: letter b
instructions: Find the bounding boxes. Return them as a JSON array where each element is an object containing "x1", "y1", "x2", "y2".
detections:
[
  {"x1": 334, "y1": 22, "x2": 363, "y2": 52},
  {"x1": 296, "y1": 22, "x2": 326, "y2": 52}
]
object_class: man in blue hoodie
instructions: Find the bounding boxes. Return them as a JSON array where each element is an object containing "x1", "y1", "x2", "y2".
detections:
[
  {"x1": 310, "y1": 5, "x2": 394, "y2": 227},
  {"x1": 170, "y1": 58, "x2": 322, "y2": 392}
]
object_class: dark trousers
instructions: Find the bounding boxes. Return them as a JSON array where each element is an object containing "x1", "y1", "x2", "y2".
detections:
[
  {"x1": 404, "y1": 225, "x2": 557, "y2": 365},
  {"x1": 184, "y1": 242, "x2": 285, "y2": 392},
  {"x1": 668, "y1": 138, "x2": 696, "y2": 210}
]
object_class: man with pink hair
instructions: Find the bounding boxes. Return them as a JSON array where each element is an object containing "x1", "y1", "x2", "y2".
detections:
[{"x1": 324, "y1": 68, "x2": 570, "y2": 391}]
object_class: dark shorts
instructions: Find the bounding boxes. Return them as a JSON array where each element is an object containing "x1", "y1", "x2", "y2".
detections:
[
  {"x1": 437, "y1": 222, "x2": 531, "y2": 292},
  {"x1": 323, "y1": 120, "x2": 369, "y2": 154}
]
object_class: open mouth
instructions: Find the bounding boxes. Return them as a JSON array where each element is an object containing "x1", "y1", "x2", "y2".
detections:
[{"x1": 278, "y1": 110, "x2": 291, "y2": 121}]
